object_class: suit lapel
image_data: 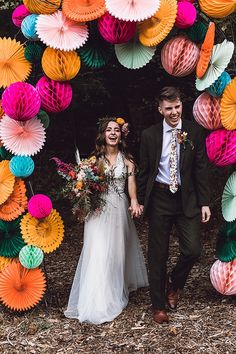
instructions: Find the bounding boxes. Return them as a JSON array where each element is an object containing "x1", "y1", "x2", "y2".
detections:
[
  {"x1": 154, "y1": 123, "x2": 163, "y2": 173},
  {"x1": 179, "y1": 120, "x2": 187, "y2": 170}
]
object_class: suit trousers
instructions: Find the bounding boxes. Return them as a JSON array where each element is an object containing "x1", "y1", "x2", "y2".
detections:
[{"x1": 148, "y1": 183, "x2": 202, "y2": 310}]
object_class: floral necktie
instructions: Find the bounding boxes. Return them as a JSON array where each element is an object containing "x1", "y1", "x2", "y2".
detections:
[{"x1": 169, "y1": 129, "x2": 178, "y2": 193}]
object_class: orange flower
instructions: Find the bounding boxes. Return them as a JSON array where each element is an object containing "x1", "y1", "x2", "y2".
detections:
[
  {"x1": 99, "y1": 176, "x2": 104, "y2": 181},
  {"x1": 76, "y1": 181, "x2": 83, "y2": 190},
  {"x1": 116, "y1": 117, "x2": 125, "y2": 125}
]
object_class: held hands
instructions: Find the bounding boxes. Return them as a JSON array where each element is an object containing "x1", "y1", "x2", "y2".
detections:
[
  {"x1": 201, "y1": 206, "x2": 211, "y2": 223},
  {"x1": 129, "y1": 199, "x2": 144, "y2": 218}
]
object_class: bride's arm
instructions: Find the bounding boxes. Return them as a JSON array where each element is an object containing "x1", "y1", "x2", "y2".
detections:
[{"x1": 125, "y1": 159, "x2": 142, "y2": 218}]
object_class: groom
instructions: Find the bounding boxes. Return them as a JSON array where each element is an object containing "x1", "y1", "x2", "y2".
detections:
[{"x1": 137, "y1": 87, "x2": 211, "y2": 324}]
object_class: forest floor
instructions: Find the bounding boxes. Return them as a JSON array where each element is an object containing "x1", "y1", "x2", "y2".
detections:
[{"x1": 0, "y1": 208, "x2": 236, "y2": 354}]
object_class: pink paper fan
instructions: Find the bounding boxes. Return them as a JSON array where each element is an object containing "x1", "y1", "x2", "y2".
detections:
[
  {"x1": 98, "y1": 12, "x2": 136, "y2": 44},
  {"x1": 1, "y1": 82, "x2": 41, "y2": 121},
  {"x1": 206, "y1": 129, "x2": 236, "y2": 167},
  {"x1": 0, "y1": 116, "x2": 46, "y2": 156},
  {"x1": 12, "y1": 4, "x2": 30, "y2": 27},
  {"x1": 161, "y1": 35, "x2": 199, "y2": 77},
  {"x1": 193, "y1": 92, "x2": 222, "y2": 130},
  {"x1": 105, "y1": 0, "x2": 161, "y2": 22},
  {"x1": 36, "y1": 10, "x2": 89, "y2": 51},
  {"x1": 210, "y1": 259, "x2": 236, "y2": 295},
  {"x1": 175, "y1": 1, "x2": 197, "y2": 29},
  {"x1": 36, "y1": 76, "x2": 72, "y2": 113}
]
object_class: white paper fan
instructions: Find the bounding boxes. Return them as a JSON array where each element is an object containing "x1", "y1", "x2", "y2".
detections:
[{"x1": 222, "y1": 172, "x2": 236, "y2": 222}]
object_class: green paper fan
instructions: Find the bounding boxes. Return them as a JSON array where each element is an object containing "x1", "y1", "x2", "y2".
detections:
[
  {"x1": 0, "y1": 218, "x2": 26, "y2": 258},
  {"x1": 24, "y1": 43, "x2": 43, "y2": 63},
  {"x1": 19, "y1": 245, "x2": 44, "y2": 269},
  {"x1": 222, "y1": 172, "x2": 236, "y2": 222},
  {"x1": 37, "y1": 110, "x2": 50, "y2": 129},
  {"x1": 216, "y1": 221, "x2": 236, "y2": 262},
  {"x1": 115, "y1": 37, "x2": 156, "y2": 69},
  {"x1": 0, "y1": 147, "x2": 13, "y2": 161},
  {"x1": 185, "y1": 21, "x2": 207, "y2": 44}
]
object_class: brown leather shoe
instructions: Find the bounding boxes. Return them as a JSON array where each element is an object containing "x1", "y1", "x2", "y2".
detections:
[
  {"x1": 166, "y1": 276, "x2": 180, "y2": 311},
  {"x1": 153, "y1": 310, "x2": 169, "y2": 324}
]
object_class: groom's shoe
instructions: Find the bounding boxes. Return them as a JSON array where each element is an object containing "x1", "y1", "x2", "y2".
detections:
[
  {"x1": 166, "y1": 276, "x2": 180, "y2": 311},
  {"x1": 153, "y1": 309, "x2": 169, "y2": 324}
]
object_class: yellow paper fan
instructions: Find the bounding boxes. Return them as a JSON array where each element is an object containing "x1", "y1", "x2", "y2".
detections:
[
  {"x1": 0, "y1": 37, "x2": 32, "y2": 89},
  {"x1": 199, "y1": 0, "x2": 236, "y2": 19},
  {"x1": 221, "y1": 77, "x2": 236, "y2": 130},
  {"x1": 0, "y1": 160, "x2": 15, "y2": 205},
  {"x1": 20, "y1": 209, "x2": 64, "y2": 253},
  {"x1": 23, "y1": 0, "x2": 61, "y2": 14},
  {"x1": 0, "y1": 256, "x2": 14, "y2": 272}
]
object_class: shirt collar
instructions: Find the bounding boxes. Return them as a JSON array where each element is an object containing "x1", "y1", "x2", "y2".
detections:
[{"x1": 163, "y1": 119, "x2": 182, "y2": 133}]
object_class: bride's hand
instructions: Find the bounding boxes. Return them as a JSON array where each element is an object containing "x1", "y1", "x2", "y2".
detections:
[{"x1": 129, "y1": 200, "x2": 143, "y2": 218}]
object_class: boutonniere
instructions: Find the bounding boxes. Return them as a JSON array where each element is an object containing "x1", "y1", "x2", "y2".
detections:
[{"x1": 177, "y1": 130, "x2": 194, "y2": 150}]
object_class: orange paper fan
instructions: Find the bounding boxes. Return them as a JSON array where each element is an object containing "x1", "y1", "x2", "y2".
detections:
[
  {"x1": 20, "y1": 209, "x2": 64, "y2": 253},
  {"x1": 0, "y1": 261, "x2": 46, "y2": 311},
  {"x1": 196, "y1": 22, "x2": 215, "y2": 79},
  {"x1": 199, "y1": 0, "x2": 236, "y2": 19},
  {"x1": 139, "y1": 0, "x2": 177, "y2": 47},
  {"x1": 221, "y1": 77, "x2": 236, "y2": 130},
  {"x1": 0, "y1": 37, "x2": 32, "y2": 89},
  {"x1": 0, "y1": 100, "x2": 4, "y2": 118},
  {"x1": 23, "y1": 0, "x2": 61, "y2": 14},
  {"x1": 0, "y1": 160, "x2": 15, "y2": 205},
  {"x1": 0, "y1": 179, "x2": 27, "y2": 221},
  {"x1": 0, "y1": 256, "x2": 14, "y2": 272},
  {"x1": 62, "y1": 0, "x2": 106, "y2": 22}
]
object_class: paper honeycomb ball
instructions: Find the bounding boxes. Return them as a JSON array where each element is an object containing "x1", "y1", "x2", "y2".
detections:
[
  {"x1": 19, "y1": 245, "x2": 44, "y2": 269},
  {"x1": 198, "y1": 0, "x2": 236, "y2": 19},
  {"x1": 9, "y1": 156, "x2": 35, "y2": 178},
  {"x1": 186, "y1": 21, "x2": 207, "y2": 43},
  {"x1": 206, "y1": 129, "x2": 236, "y2": 167},
  {"x1": 12, "y1": 4, "x2": 30, "y2": 27},
  {"x1": 37, "y1": 110, "x2": 50, "y2": 129},
  {"x1": 193, "y1": 92, "x2": 222, "y2": 130},
  {"x1": 23, "y1": 0, "x2": 61, "y2": 14},
  {"x1": 28, "y1": 194, "x2": 53, "y2": 219},
  {"x1": 175, "y1": 1, "x2": 197, "y2": 29},
  {"x1": 24, "y1": 43, "x2": 43, "y2": 63},
  {"x1": 220, "y1": 77, "x2": 236, "y2": 131},
  {"x1": 98, "y1": 12, "x2": 136, "y2": 44},
  {"x1": 161, "y1": 35, "x2": 200, "y2": 77},
  {"x1": 41, "y1": 48, "x2": 81, "y2": 81},
  {"x1": 21, "y1": 14, "x2": 39, "y2": 41},
  {"x1": 36, "y1": 76, "x2": 73, "y2": 113},
  {"x1": 207, "y1": 71, "x2": 231, "y2": 97},
  {"x1": 1, "y1": 82, "x2": 41, "y2": 121},
  {"x1": 210, "y1": 259, "x2": 236, "y2": 295}
]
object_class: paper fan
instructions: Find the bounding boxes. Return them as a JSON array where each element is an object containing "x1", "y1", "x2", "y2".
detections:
[
  {"x1": 115, "y1": 37, "x2": 156, "y2": 69},
  {"x1": 36, "y1": 10, "x2": 89, "y2": 51},
  {"x1": 20, "y1": 209, "x2": 64, "y2": 253},
  {"x1": 0, "y1": 256, "x2": 14, "y2": 272},
  {"x1": 0, "y1": 218, "x2": 26, "y2": 258},
  {"x1": 222, "y1": 172, "x2": 236, "y2": 222},
  {"x1": 23, "y1": 0, "x2": 61, "y2": 14},
  {"x1": 105, "y1": 0, "x2": 161, "y2": 21},
  {"x1": 206, "y1": 129, "x2": 236, "y2": 167},
  {"x1": 221, "y1": 77, "x2": 236, "y2": 130},
  {"x1": 0, "y1": 116, "x2": 46, "y2": 157},
  {"x1": 0, "y1": 261, "x2": 46, "y2": 311},
  {"x1": 207, "y1": 71, "x2": 231, "y2": 97},
  {"x1": 0, "y1": 178, "x2": 27, "y2": 222},
  {"x1": 0, "y1": 37, "x2": 32, "y2": 89},
  {"x1": 196, "y1": 40, "x2": 234, "y2": 91},
  {"x1": 62, "y1": 0, "x2": 106, "y2": 22},
  {"x1": 210, "y1": 259, "x2": 236, "y2": 295},
  {"x1": 0, "y1": 160, "x2": 15, "y2": 205},
  {"x1": 139, "y1": 0, "x2": 177, "y2": 47},
  {"x1": 216, "y1": 221, "x2": 236, "y2": 262},
  {"x1": 196, "y1": 22, "x2": 215, "y2": 79},
  {"x1": 199, "y1": 0, "x2": 236, "y2": 19},
  {"x1": 0, "y1": 101, "x2": 4, "y2": 118}
]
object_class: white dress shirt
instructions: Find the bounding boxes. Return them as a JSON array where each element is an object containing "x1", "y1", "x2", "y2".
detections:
[{"x1": 156, "y1": 119, "x2": 182, "y2": 186}]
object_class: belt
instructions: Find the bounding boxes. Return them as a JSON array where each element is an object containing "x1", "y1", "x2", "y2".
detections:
[{"x1": 155, "y1": 182, "x2": 180, "y2": 190}]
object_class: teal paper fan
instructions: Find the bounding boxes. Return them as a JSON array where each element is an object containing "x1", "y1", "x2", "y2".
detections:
[
  {"x1": 19, "y1": 245, "x2": 44, "y2": 269},
  {"x1": 115, "y1": 38, "x2": 156, "y2": 69},
  {"x1": 222, "y1": 172, "x2": 236, "y2": 222},
  {"x1": 0, "y1": 218, "x2": 26, "y2": 258},
  {"x1": 0, "y1": 147, "x2": 13, "y2": 161},
  {"x1": 37, "y1": 110, "x2": 50, "y2": 129},
  {"x1": 186, "y1": 21, "x2": 207, "y2": 44},
  {"x1": 216, "y1": 221, "x2": 236, "y2": 262}
]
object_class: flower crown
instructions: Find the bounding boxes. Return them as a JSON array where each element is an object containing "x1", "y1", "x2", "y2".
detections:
[{"x1": 98, "y1": 116, "x2": 130, "y2": 137}]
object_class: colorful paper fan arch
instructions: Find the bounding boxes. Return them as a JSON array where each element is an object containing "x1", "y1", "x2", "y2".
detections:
[
  {"x1": 1, "y1": 82, "x2": 41, "y2": 121},
  {"x1": 0, "y1": 218, "x2": 26, "y2": 258},
  {"x1": 12, "y1": 4, "x2": 30, "y2": 27},
  {"x1": 0, "y1": 261, "x2": 46, "y2": 311},
  {"x1": 98, "y1": 12, "x2": 136, "y2": 45},
  {"x1": 0, "y1": 256, "x2": 14, "y2": 272},
  {"x1": 161, "y1": 35, "x2": 200, "y2": 77},
  {"x1": 62, "y1": 0, "x2": 106, "y2": 22},
  {"x1": 19, "y1": 245, "x2": 44, "y2": 269},
  {"x1": 222, "y1": 172, "x2": 236, "y2": 223},
  {"x1": 175, "y1": 1, "x2": 197, "y2": 30},
  {"x1": 28, "y1": 194, "x2": 53, "y2": 219},
  {"x1": 196, "y1": 40, "x2": 234, "y2": 91},
  {"x1": 0, "y1": 37, "x2": 32, "y2": 89},
  {"x1": 220, "y1": 77, "x2": 236, "y2": 131},
  {"x1": 138, "y1": 0, "x2": 177, "y2": 47},
  {"x1": 21, "y1": 14, "x2": 39, "y2": 41},
  {"x1": 115, "y1": 37, "x2": 156, "y2": 69},
  {"x1": 210, "y1": 259, "x2": 236, "y2": 295},
  {"x1": 216, "y1": 221, "x2": 236, "y2": 262},
  {"x1": 36, "y1": 10, "x2": 89, "y2": 52},
  {"x1": 0, "y1": 178, "x2": 27, "y2": 222},
  {"x1": 196, "y1": 22, "x2": 215, "y2": 79},
  {"x1": 0, "y1": 160, "x2": 15, "y2": 205},
  {"x1": 198, "y1": 0, "x2": 236, "y2": 19},
  {"x1": 207, "y1": 71, "x2": 231, "y2": 97},
  {"x1": 36, "y1": 76, "x2": 73, "y2": 113},
  {"x1": 23, "y1": 0, "x2": 61, "y2": 14},
  {"x1": 193, "y1": 92, "x2": 222, "y2": 130},
  {"x1": 206, "y1": 129, "x2": 236, "y2": 167},
  {"x1": 42, "y1": 48, "x2": 81, "y2": 82},
  {"x1": 105, "y1": 0, "x2": 161, "y2": 22},
  {"x1": 20, "y1": 209, "x2": 64, "y2": 253},
  {"x1": 0, "y1": 116, "x2": 46, "y2": 157},
  {"x1": 9, "y1": 156, "x2": 35, "y2": 178}
]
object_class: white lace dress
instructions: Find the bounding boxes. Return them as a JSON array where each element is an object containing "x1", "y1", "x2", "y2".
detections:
[{"x1": 64, "y1": 152, "x2": 148, "y2": 324}]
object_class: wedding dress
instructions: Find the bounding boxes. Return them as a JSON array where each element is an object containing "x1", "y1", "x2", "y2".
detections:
[{"x1": 64, "y1": 152, "x2": 148, "y2": 324}]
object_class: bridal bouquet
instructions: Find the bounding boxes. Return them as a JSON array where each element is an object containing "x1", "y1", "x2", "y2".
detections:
[{"x1": 52, "y1": 156, "x2": 109, "y2": 222}]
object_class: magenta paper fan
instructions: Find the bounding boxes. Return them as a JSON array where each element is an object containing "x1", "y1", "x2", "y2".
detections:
[
  {"x1": 36, "y1": 10, "x2": 89, "y2": 51},
  {"x1": 36, "y1": 76, "x2": 72, "y2": 113},
  {"x1": 206, "y1": 129, "x2": 236, "y2": 167},
  {"x1": 193, "y1": 92, "x2": 222, "y2": 130},
  {"x1": 105, "y1": 0, "x2": 161, "y2": 22},
  {"x1": 175, "y1": 1, "x2": 197, "y2": 29},
  {"x1": 210, "y1": 259, "x2": 236, "y2": 295},
  {"x1": 98, "y1": 12, "x2": 136, "y2": 44},
  {"x1": 12, "y1": 4, "x2": 30, "y2": 27},
  {"x1": 0, "y1": 116, "x2": 46, "y2": 156},
  {"x1": 1, "y1": 82, "x2": 41, "y2": 121}
]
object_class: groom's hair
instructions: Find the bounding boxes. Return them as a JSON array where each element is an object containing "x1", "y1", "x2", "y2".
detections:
[{"x1": 158, "y1": 86, "x2": 182, "y2": 104}]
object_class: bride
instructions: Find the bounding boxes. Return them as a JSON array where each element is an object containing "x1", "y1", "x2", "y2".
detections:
[{"x1": 64, "y1": 116, "x2": 148, "y2": 324}]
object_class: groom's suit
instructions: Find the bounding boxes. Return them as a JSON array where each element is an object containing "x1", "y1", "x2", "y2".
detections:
[{"x1": 137, "y1": 119, "x2": 210, "y2": 310}]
